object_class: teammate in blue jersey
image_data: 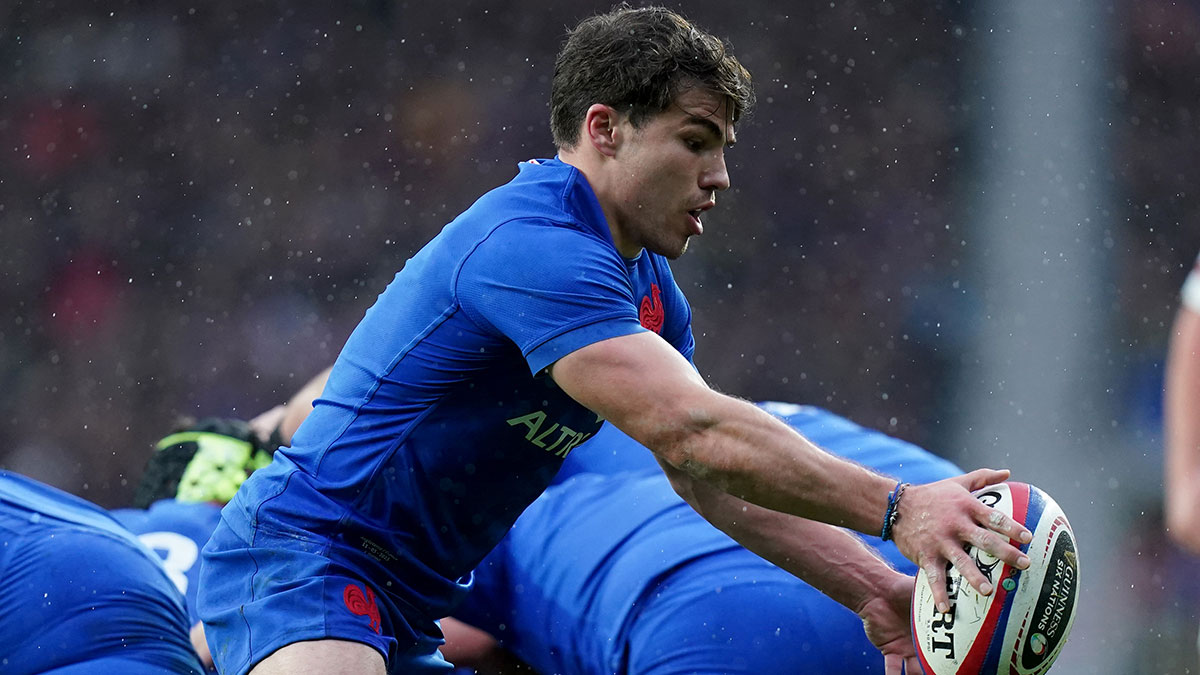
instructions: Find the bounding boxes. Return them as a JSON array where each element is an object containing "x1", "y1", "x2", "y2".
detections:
[
  {"x1": 199, "y1": 7, "x2": 1032, "y2": 675},
  {"x1": 446, "y1": 403, "x2": 964, "y2": 674},
  {"x1": 115, "y1": 500, "x2": 223, "y2": 624},
  {"x1": 0, "y1": 470, "x2": 206, "y2": 674},
  {"x1": 112, "y1": 416, "x2": 274, "y2": 669}
]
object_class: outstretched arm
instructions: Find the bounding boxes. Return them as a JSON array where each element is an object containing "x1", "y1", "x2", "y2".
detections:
[
  {"x1": 549, "y1": 331, "x2": 1031, "y2": 612},
  {"x1": 1165, "y1": 302, "x2": 1200, "y2": 553}
]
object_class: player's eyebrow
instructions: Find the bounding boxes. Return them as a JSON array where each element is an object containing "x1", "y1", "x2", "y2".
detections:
[{"x1": 684, "y1": 115, "x2": 736, "y2": 148}]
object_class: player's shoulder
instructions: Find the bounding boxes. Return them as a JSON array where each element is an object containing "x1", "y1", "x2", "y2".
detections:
[
  {"x1": 463, "y1": 158, "x2": 611, "y2": 244},
  {"x1": 455, "y1": 218, "x2": 625, "y2": 294}
]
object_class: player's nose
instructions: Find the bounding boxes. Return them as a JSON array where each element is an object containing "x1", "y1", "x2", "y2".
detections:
[{"x1": 702, "y1": 153, "x2": 731, "y2": 192}]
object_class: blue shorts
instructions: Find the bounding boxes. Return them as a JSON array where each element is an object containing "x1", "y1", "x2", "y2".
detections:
[
  {"x1": 0, "y1": 504, "x2": 204, "y2": 674},
  {"x1": 198, "y1": 518, "x2": 454, "y2": 675},
  {"x1": 622, "y1": 553, "x2": 885, "y2": 674}
]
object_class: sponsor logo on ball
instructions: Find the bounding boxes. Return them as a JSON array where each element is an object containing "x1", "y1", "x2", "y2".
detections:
[{"x1": 1020, "y1": 527, "x2": 1077, "y2": 670}]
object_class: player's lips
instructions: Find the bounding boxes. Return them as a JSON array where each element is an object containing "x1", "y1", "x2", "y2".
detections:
[{"x1": 687, "y1": 200, "x2": 715, "y2": 234}]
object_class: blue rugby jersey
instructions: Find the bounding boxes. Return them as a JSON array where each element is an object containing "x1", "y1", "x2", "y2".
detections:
[
  {"x1": 0, "y1": 471, "x2": 149, "y2": 546},
  {"x1": 0, "y1": 471, "x2": 203, "y2": 673},
  {"x1": 113, "y1": 499, "x2": 223, "y2": 625},
  {"x1": 457, "y1": 404, "x2": 963, "y2": 674},
  {"x1": 216, "y1": 157, "x2": 694, "y2": 622}
]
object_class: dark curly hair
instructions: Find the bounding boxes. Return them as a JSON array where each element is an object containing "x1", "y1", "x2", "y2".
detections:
[{"x1": 550, "y1": 5, "x2": 755, "y2": 150}]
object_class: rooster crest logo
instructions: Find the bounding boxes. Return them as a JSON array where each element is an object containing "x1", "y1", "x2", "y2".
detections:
[
  {"x1": 639, "y1": 284, "x2": 664, "y2": 334},
  {"x1": 343, "y1": 582, "x2": 382, "y2": 634}
]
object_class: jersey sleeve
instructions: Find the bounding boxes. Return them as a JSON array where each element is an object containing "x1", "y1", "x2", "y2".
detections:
[
  {"x1": 456, "y1": 220, "x2": 648, "y2": 375},
  {"x1": 1183, "y1": 252, "x2": 1200, "y2": 313}
]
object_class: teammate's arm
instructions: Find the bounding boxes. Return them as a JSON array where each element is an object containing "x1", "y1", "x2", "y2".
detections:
[
  {"x1": 438, "y1": 617, "x2": 533, "y2": 675},
  {"x1": 549, "y1": 331, "x2": 1031, "y2": 612},
  {"x1": 1165, "y1": 300, "x2": 1200, "y2": 553},
  {"x1": 247, "y1": 366, "x2": 332, "y2": 447},
  {"x1": 658, "y1": 458, "x2": 921, "y2": 673}
]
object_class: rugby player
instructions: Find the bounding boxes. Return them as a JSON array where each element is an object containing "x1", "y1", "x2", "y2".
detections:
[{"x1": 198, "y1": 8, "x2": 1030, "y2": 674}]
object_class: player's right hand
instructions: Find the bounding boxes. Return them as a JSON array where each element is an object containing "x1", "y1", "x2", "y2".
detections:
[
  {"x1": 858, "y1": 571, "x2": 922, "y2": 675},
  {"x1": 891, "y1": 468, "x2": 1032, "y2": 613}
]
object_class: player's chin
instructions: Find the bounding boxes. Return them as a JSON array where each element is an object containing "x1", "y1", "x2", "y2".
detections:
[{"x1": 652, "y1": 236, "x2": 691, "y2": 260}]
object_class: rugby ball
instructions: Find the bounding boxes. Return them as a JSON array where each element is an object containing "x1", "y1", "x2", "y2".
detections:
[{"x1": 911, "y1": 482, "x2": 1079, "y2": 675}]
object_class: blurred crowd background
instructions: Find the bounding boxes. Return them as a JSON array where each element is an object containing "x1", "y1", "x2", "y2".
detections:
[{"x1": 1, "y1": 1, "x2": 1198, "y2": 672}]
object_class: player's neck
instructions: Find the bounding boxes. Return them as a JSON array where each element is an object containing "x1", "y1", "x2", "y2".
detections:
[{"x1": 558, "y1": 150, "x2": 642, "y2": 258}]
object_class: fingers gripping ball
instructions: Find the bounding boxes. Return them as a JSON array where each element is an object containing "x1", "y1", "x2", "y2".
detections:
[{"x1": 911, "y1": 482, "x2": 1079, "y2": 675}]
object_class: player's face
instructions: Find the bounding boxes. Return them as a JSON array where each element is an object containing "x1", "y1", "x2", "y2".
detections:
[{"x1": 609, "y1": 88, "x2": 735, "y2": 259}]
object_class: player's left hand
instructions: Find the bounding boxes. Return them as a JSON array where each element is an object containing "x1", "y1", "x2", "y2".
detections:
[
  {"x1": 892, "y1": 468, "x2": 1032, "y2": 613},
  {"x1": 858, "y1": 571, "x2": 921, "y2": 675}
]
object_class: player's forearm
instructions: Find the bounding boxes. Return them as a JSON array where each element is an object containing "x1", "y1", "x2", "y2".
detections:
[
  {"x1": 661, "y1": 460, "x2": 904, "y2": 613},
  {"x1": 644, "y1": 393, "x2": 894, "y2": 535},
  {"x1": 1164, "y1": 307, "x2": 1200, "y2": 551},
  {"x1": 550, "y1": 332, "x2": 893, "y2": 534}
]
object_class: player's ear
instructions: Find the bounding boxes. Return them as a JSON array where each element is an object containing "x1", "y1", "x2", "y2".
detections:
[{"x1": 583, "y1": 104, "x2": 620, "y2": 158}]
